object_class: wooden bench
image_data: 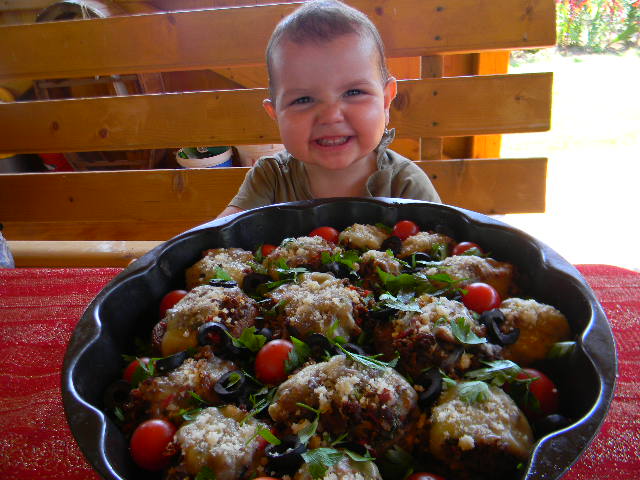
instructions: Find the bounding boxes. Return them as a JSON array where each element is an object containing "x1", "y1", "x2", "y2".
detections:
[{"x1": 0, "y1": 0, "x2": 555, "y2": 266}]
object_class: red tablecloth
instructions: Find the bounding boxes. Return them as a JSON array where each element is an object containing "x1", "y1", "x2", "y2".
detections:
[{"x1": 0, "y1": 265, "x2": 638, "y2": 479}]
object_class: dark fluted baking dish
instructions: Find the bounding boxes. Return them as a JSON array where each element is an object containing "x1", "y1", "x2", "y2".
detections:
[{"x1": 62, "y1": 197, "x2": 617, "y2": 480}]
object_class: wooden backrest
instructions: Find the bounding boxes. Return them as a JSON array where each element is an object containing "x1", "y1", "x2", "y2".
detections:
[{"x1": 0, "y1": 0, "x2": 556, "y2": 265}]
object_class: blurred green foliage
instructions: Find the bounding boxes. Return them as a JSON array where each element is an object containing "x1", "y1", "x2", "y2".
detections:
[{"x1": 557, "y1": 0, "x2": 640, "y2": 52}]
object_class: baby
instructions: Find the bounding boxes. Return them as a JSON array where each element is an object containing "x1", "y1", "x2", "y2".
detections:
[{"x1": 217, "y1": 0, "x2": 440, "y2": 218}]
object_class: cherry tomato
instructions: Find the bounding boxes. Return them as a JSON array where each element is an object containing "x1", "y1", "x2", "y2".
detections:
[
  {"x1": 261, "y1": 244, "x2": 277, "y2": 256},
  {"x1": 123, "y1": 357, "x2": 150, "y2": 383},
  {"x1": 516, "y1": 368, "x2": 559, "y2": 418},
  {"x1": 406, "y1": 473, "x2": 447, "y2": 480},
  {"x1": 392, "y1": 220, "x2": 420, "y2": 240},
  {"x1": 452, "y1": 241, "x2": 483, "y2": 256},
  {"x1": 159, "y1": 289, "x2": 187, "y2": 318},
  {"x1": 309, "y1": 226, "x2": 340, "y2": 244},
  {"x1": 461, "y1": 282, "x2": 501, "y2": 313},
  {"x1": 130, "y1": 418, "x2": 177, "y2": 471},
  {"x1": 255, "y1": 339, "x2": 294, "y2": 384}
]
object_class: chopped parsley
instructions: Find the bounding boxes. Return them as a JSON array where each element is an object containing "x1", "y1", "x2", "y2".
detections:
[
  {"x1": 337, "y1": 344, "x2": 398, "y2": 371},
  {"x1": 450, "y1": 317, "x2": 487, "y2": 345},
  {"x1": 285, "y1": 336, "x2": 311, "y2": 372}
]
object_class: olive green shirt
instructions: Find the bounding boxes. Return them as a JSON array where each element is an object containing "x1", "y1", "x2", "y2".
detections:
[{"x1": 229, "y1": 130, "x2": 441, "y2": 210}]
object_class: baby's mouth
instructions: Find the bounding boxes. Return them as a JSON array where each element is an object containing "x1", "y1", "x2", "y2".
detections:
[{"x1": 315, "y1": 136, "x2": 350, "y2": 146}]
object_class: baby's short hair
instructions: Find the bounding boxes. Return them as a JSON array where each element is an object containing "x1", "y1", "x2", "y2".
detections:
[{"x1": 266, "y1": 0, "x2": 390, "y2": 100}]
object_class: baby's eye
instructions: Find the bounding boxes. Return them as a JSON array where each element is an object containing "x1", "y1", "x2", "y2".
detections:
[
  {"x1": 291, "y1": 96, "x2": 312, "y2": 105},
  {"x1": 345, "y1": 89, "x2": 364, "y2": 97}
]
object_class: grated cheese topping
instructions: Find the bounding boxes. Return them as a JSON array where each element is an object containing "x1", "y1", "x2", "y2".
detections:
[
  {"x1": 392, "y1": 294, "x2": 476, "y2": 340},
  {"x1": 500, "y1": 297, "x2": 571, "y2": 365},
  {"x1": 399, "y1": 231, "x2": 454, "y2": 258},
  {"x1": 185, "y1": 247, "x2": 254, "y2": 289},
  {"x1": 338, "y1": 223, "x2": 389, "y2": 250},
  {"x1": 430, "y1": 383, "x2": 533, "y2": 462},
  {"x1": 175, "y1": 405, "x2": 268, "y2": 479},
  {"x1": 267, "y1": 272, "x2": 365, "y2": 339}
]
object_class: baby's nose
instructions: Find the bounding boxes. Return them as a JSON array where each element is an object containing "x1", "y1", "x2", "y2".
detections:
[{"x1": 318, "y1": 101, "x2": 345, "y2": 123}]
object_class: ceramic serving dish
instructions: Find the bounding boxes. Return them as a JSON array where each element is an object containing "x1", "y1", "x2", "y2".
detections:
[{"x1": 62, "y1": 198, "x2": 617, "y2": 480}]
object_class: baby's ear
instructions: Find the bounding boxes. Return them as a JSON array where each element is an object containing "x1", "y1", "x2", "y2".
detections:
[
  {"x1": 262, "y1": 98, "x2": 277, "y2": 120},
  {"x1": 383, "y1": 77, "x2": 398, "y2": 125}
]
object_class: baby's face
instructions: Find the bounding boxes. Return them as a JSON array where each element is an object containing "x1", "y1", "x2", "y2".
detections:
[{"x1": 264, "y1": 33, "x2": 396, "y2": 172}]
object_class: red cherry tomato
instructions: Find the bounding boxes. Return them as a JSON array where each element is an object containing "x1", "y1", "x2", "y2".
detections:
[
  {"x1": 159, "y1": 289, "x2": 187, "y2": 318},
  {"x1": 309, "y1": 226, "x2": 340, "y2": 244},
  {"x1": 461, "y1": 282, "x2": 501, "y2": 313},
  {"x1": 392, "y1": 220, "x2": 420, "y2": 240},
  {"x1": 130, "y1": 418, "x2": 177, "y2": 471},
  {"x1": 123, "y1": 357, "x2": 150, "y2": 383},
  {"x1": 452, "y1": 241, "x2": 483, "y2": 256},
  {"x1": 516, "y1": 368, "x2": 559, "y2": 418},
  {"x1": 406, "y1": 473, "x2": 447, "y2": 480},
  {"x1": 261, "y1": 244, "x2": 277, "y2": 256},
  {"x1": 255, "y1": 339, "x2": 294, "y2": 384}
]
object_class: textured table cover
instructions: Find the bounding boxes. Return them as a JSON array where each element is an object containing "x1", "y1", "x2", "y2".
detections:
[{"x1": 0, "y1": 265, "x2": 638, "y2": 479}]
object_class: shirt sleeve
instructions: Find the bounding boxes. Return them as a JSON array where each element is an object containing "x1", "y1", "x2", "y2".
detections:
[
  {"x1": 227, "y1": 158, "x2": 277, "y2": 210},
  {"x1": 391, "y1": 160, "x2": 442, "y2": 203}
]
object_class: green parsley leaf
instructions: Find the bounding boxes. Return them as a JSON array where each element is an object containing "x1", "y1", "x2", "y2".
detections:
[
  {"x1": 547, "y1": 341, "x2": 576, "y2": 359},
  {"x1": 246, "y1": 426, "x2": 281, "y2": 446},
  {"x1": 458, "y1": 381, "x2": 491, "y2": 403},
  {"x1": 213, "y1": 267, "x2": 232, "y2": 281},
  {"x1": 297, "y1": 415, "x2": 320, "y2": 445},
  {"x1": 379, "y1": 292, "x2": 421, "y2": 313},
  {"x1": 189, "y1": 391, "x2": 208, "y2": 406},
  {"x1": 242, "y1": 387, "x2": 276, "y2": 424},
  {"x1": 227, "y1": 326, "x2": 267, "y2": 352},
  {"x1": 180, "y1": 408, "x2": 203, "y2": 421},
  {"x1": 430, "y1": 243, "x2": 448, "y2": 261},
  {"x1": 344, "y1": 448, "x2": 375, "y2": 462},
  {"x1": 337, "y1": 344, "x2": 398, "y2": 371},
  {"x1": 113, "y1": 407, "x2": 125, "y2": 422},
  {"x1": 377, "y1": 268, "x2": 430, "y2": 295},
  {"x1": 465, "y1": 360, "x2": 522, "y2": 386},
  {"x1": 321, "y1": 250, "x2": 361, "y2": 270},
  {"x1": 195, "y1": 466, "x2": 217, "y2": 480},
  {"x1": 450, "y1": 317, "x2": 487, "y2": 345},
  {"x1": 383, "y1": 445, "x2": 414, "y2": 477},
  {"x1": 285, "y1": 336, "x2": 311, "y2": 372},
  {"x1": 302, "y1": 448, "x2": 344, "y2": 480},
  {"x1": 375, "y1": 222, "x2": 393, "y2": 234}
]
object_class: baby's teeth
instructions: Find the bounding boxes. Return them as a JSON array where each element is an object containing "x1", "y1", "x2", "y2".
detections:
[{"x1": 317, "y1": 136, "x2": 348, "y2": 146}]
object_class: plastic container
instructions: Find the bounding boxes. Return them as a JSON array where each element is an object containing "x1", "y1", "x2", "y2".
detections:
[
  {"x1": 176, "y1": 147, "x2": 233, "y2": 169},
  {"x1": 0, "y1": 223, "x2": 15, "y2": 268}
]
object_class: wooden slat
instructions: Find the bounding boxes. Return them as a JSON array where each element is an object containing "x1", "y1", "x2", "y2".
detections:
[
  {"x1": 0, "y1": 157, "x2": 546, "y2": 242},
  {"x1": 8, "y1": 240, "x2": 161, "y2": 267},
  {"x1": 0, "y1": 73, "x2": 552, "y2": 154},
  {"x1": 0, "y1": 0, "x2": 556, "y2": 82}
]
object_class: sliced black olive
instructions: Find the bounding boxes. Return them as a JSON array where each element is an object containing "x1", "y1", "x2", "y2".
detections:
[
  {"x1": 214, "y1": 370, "x2": 248, "y2": 400},
  {"x1": 332, "y1": 441, "x2": 369, "y2": 457},
  {"x1": 368, "y1": 307, "x2": 398, "y2": 322},
  {"x1": 257, "y1": 327, "x2": 273, "y2": 343},
  {"x1": 242, "y1": 273, "x2": 271, "y2": 294},
  {"x1": 480, "y1": 309, "x2": 520, "y2": 346},
  {"x1": 323, "y1": 261, "x2": 351, "y2": 279},
  {"x1": 342, "y1": 342, "x2": 365, "y2": 355},
  {"x1": 380, "y1": 235, "x2": 402, "y2": 256},
  {"x1": 412, "y1": 252, "x2": 434, "y2": 262},
  {"x1": 197, "y1": 321, "x2": 230, "y2": 348},
  {"x1": 155, "y1": 350, "x2": 189, "y2": 374},
  {"x1": 103, "y1": 379, "x2": 131, "y2": 411},
  {"x1": 415, "y1": 368, "x2": 443, "y2": 409},
  {"x1": 534, "y1": 413, "x2": 571, "y2": 437},
  {"x1": 306, "y1": 333, "x2": 335, "y2": 359},
  {"x1": 265, "y1": 435, "x2": 307, "y2": 475},
  {"x1": 209, "y1": 278, "x2": 238, "y2": 288}
]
